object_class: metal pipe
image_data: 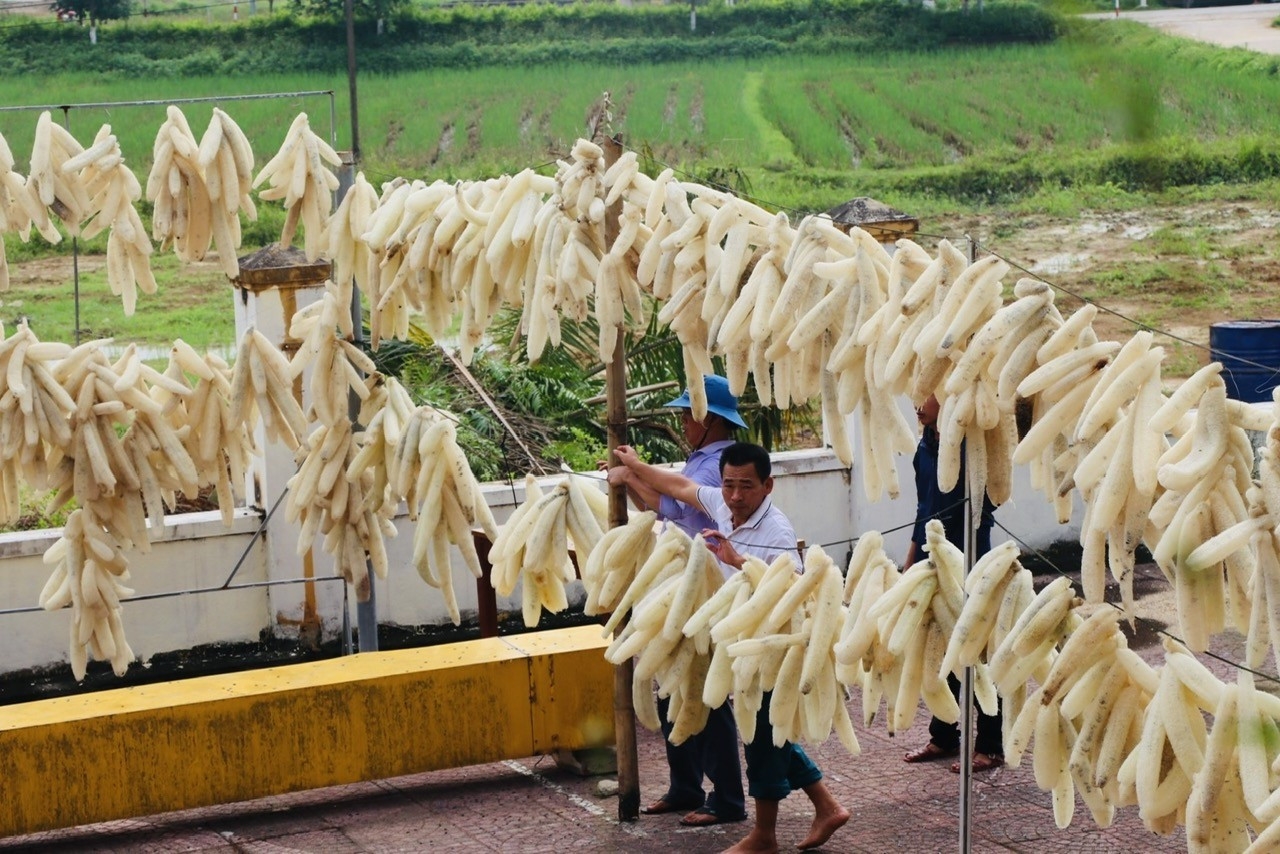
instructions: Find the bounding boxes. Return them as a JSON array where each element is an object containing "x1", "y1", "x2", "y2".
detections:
[
  {"x1": 342, "y1": 582, "x2": 353, "y2": 655},
  {"x1": 276, "y1": 286, "x2": 321, "y2": 637},
  {"x1": 334, "y1": 158, "x2": 377, "y2": 651},
  {"x1": 328, "y1": 90, "x2": 338, "y2": 151},
  {"x1": 221, "y1": 487, "x2": 289, "y2": 588},
  {"x1": 343, "y1": 0, "x2": 360, "y2": 164},
  {"x1": 58, "y1": 107, "x2": 82, "y2": 344},
  {"x1": 0, "y1": 90, "x2": 335, "y2": 114},
  {"x1": 0, "y1": 574, "x2": 349, "y2": 615},
  {"x1": 958, "y1": 235, "x2": 979, "y2": 854}
]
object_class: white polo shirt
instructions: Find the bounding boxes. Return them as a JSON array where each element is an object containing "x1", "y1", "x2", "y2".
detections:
[{"x1": 696, "y1": 485, "x2": 800, "y2": 577}]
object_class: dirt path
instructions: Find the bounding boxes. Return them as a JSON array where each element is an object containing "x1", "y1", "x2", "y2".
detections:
[{"x1": 947, "y1": 200, "x2": 1280, "y2": 377}]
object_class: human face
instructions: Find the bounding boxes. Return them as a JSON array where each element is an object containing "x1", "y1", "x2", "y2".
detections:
[
  {"x1": 721, "y1": 462, "x2": 773, "y2": 528},
  {"x1": 679, "y1": 408, "x2": 710, "y2": 446},
  {"x1": 916, "y1": 394, "x2": 940, "y2": 429}
]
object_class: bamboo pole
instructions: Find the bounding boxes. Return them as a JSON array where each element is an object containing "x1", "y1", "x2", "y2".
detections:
[{"x1": 602, "y1": 133, "x2": 640, "y2": 822}]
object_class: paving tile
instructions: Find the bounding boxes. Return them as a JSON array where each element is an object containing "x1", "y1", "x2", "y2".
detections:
[{"x1": 3, "y1": 597, "x2": 1242, "y2": 854}]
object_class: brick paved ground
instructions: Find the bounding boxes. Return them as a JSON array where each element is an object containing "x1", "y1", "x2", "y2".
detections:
[{"x1": 0, "y1": 564, "x2": 1252, "y2": 853}]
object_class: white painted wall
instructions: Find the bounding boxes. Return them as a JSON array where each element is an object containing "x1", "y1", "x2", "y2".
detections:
[
  {"x1": 0, "y1": 509, "x2": 271, "y2": 676},
  {"x1": 1, "y1": 438, "x2": 1086, "y2": 678}
]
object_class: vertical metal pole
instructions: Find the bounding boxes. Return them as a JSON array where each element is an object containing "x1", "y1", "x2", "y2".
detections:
[
  {"x1": 342, "y1": 580, "x2": 353, "y2": 655},
  {"x1": 328, "y1": 91, "x2": 338, "y2": 152},
  {"x1": 336, "y1": 158, "x2": 377, "y2": 652},
  {"x1": 60, "y1": 107, "x2": 81, "y2": 344},
  {"x1": 958, "y1": 236, "x2": 978, "y2": 854},
  {"x1": 343, "y1": 0, "x2": 360, "y2": 164},
  {"x1": 603, "y1": 134, "x2": 639, "y2": 823}
]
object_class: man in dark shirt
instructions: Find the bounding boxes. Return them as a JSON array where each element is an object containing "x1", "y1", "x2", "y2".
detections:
[{"x1": 902, "y1": 395, "x2": 1003, "y2": 772}]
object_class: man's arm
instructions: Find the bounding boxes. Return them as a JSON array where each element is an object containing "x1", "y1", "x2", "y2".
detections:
[
  {"x1": 624, "y1": 479, "x2": 664, "y2": 514},
  {"x1": 607, "y1": 445, "x2": 705, "y2": 513}
]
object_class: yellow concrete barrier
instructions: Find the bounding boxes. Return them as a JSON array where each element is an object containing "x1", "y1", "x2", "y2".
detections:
[{"x1": 0, "y1": 625, "x2": 614, "y2": 839}]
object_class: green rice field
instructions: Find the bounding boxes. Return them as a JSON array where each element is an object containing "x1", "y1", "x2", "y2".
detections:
[{"x1": 0, "y1": 23, "x2": 1277, "y2": 191}]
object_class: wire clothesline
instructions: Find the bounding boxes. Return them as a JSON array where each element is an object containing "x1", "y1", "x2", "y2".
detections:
[
  {"x1": 974, "y1": 238, "x2": 1280, "y2": 378},
  {"x1": 600, "y1": 142, "x2": 1280, "y2": 377},
  {"x1": 803, "y1": 493, "x2": 1280, "y2": 691},
  {"x1": 549, "y1": 465, "x2": 1280, "y2": 691},
  {"x1": 6, "y1": 117, "x2": 1273, "y2": 676},
  {"x1": 990, "y1": 514, "x2": 1280, "y2": 686},
  {"x1": 339, "y1": 137, "x2": 1280, "y2": 701}
]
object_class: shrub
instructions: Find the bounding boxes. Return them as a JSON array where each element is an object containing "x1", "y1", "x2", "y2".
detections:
[{"x1": 0, "y1": 0, "x2": 1060, "y2": 76}]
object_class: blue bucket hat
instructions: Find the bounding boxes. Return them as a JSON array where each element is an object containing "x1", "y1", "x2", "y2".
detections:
[{"x1": 664, "y1": 374, "x2": 747, "y2": 429}]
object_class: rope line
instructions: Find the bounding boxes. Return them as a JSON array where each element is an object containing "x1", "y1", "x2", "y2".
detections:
[
  {"x1": 974, "y1": 238, "x2": 1280, "y2": 378},
  {"x1": 0, "y1": 89, "x2": 334, "y2": 114},
  {"x1": 991, "y1": 515, "x2": 1280, "y2": 686},
  {"x1": 219, "y1": 485, "x2": 287, "y2": 588},
  {"x1": 624, "y1": 143, "x2": 950, "y2": 242}
]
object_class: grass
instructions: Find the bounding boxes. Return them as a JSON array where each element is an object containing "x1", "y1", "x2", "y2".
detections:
[
  {"x1": 0, "y1": 22, "x2": 1275, "y2": 185},
  {"x1": 0, "y1": 19, "x2": 1279, "y2": 350},
  {"x1": 1, "y1": 250, "x2": 234, "y2": 348},
  {"x1": 740, "y1": 71, "x2": 797, "y2": 169}
]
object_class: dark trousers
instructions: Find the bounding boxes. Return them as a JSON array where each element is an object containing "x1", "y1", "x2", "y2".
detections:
[
  {"x1": 656, "y1": 696, "x2": 746, "y2": 819},
  {"x1": 929, "y1": 673, "x2": 1003, "y2": 757}
]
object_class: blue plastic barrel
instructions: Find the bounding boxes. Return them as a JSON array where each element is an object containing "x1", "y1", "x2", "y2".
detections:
[{"x1": 1210, "y1": 320, "x2": 1280, "y2": 403}]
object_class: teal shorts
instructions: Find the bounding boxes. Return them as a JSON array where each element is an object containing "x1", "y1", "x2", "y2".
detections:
[{"x1": 743, "y1": 692, "x2": 822, "y2": 800}]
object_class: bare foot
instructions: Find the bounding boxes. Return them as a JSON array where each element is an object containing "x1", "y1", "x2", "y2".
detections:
[
  {"x1": 722, "y1": 829, "x2": 780, "y2": 854},
  {"x1": 797, "y1": 804, "x2": 850, "y2": 850}
]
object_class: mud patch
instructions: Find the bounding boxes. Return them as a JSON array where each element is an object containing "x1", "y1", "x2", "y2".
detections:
[
  {"x1": 690, "y1": 85, "x2": 704, "y2": 136},
  {"x1": 1028, "y1": 252, "x2": 1091, "y2": 276},
  {"x1": 662, "y1": 85, "x2": 679, "y2": 125},
  {"x1": 465, "y1": 116, "x2": 482, "y2": 159},
  {"x1": 518, "y1": 107, "x2": 534, "y2": 143},
  {"x1": 941, "y1": 131, "x2": 968, "y2": 160},
  {"x1": 383, "y1": 118, "x2": 404, "y2": 155},
  {"x1": 430, "y1": 121, "x2": 455, "y2": 165},
  {"x1": 839, "y1": 114, "x2": 862, "y2": 169},
  {"x1": 960, "y1": 201, "x2": 1280, "y2": 370}
]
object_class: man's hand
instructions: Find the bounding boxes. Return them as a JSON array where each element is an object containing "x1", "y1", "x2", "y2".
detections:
[
  {"x1": 605, "y1": 446, "x2": 703, "y2": 516},
  {"x1": 612, "y1": 444, "x2": 641, "y2": 468},
  {"x1": 701, "y1": 527, "x2": 744, "y2": 571}
]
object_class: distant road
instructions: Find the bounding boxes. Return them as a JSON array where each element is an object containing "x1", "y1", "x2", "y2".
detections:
[{"x1": 1086, "y1": 5, "x2": 1280, "y2": 54}]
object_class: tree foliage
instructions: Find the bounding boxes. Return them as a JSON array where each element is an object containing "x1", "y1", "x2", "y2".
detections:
[
  {"x1": 288, "y1": 0, "x2": 406, "y2": 22},
  {"x1": 50, "y1": 0, "x2": 133, "y2": 26}
]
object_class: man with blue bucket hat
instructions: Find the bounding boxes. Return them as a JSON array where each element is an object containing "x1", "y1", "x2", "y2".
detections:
[{"x1": 624, "y1": 373, "x2": 749, "y2": 827}]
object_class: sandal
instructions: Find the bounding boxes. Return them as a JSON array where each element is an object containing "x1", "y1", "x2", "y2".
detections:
[
  {"x1": 641, "y1": 798, "x2": 701, "y2": 815},
  {"x1": 904, "y1": 743, "x2": 959, "y2": 763},
  {"x1": 951, "y1": 753, "x2": 1005, "y2": 773},
  {"x1": 679, "y1": 807, "x2": 748, "y2": 827}
]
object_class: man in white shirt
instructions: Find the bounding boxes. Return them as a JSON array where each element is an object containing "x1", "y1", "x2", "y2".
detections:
[
  {"x1": 608, "y1": 441, "x2": 850, "y2": 853},
  {"x1": 618, "y1": 375, "x2": 747, "y2": 827}
]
